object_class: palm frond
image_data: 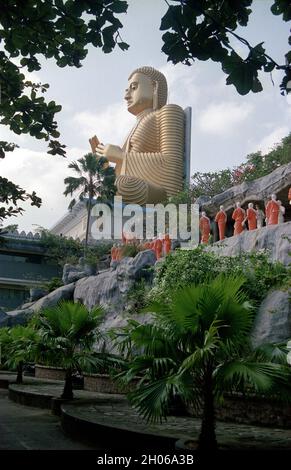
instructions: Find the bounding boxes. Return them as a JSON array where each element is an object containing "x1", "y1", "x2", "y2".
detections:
[
  {"x1": 215, "y1": 360, "x2": 289, "y2": 393},
  {"x1": 129, "y1": 375, "x2": 179, "y2": 423},
  {"x1": 253, "y1": 342, "x2": 289, "y2": 364},
  {"x1": 68, "y1": 161, "x2": 82, "y2": 174}
]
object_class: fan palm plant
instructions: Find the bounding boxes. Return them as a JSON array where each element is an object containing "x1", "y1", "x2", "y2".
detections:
[
  {"x1": 64, "y1": 153, "x2": 116, "y2": 251},
  {"x1": 4, "y1": 326, "x2": 39, "y2": 384},
  {"x1": 35, "y1": 301, "x2": 107, "y2": 399},
  {"x1": 115, "y1": 275, "x2": 291, "y2": 452}
]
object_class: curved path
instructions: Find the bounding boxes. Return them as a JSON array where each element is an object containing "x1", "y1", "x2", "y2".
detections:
[{"x1": 0, "y1": 390, "x2": 97, "y2": 450}]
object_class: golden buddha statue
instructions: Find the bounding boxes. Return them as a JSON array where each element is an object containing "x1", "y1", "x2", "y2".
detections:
[{"x1": 89, "y1": 66, "x2": 185, "y2": 205}]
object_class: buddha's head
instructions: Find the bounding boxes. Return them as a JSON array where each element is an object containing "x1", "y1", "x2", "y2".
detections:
[{"x1": 125, "y1": 66, "x2": 168, "y2": 115}]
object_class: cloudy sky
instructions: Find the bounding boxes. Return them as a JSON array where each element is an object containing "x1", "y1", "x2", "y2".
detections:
[{"x1": 1, "y1": 0, "x2": 290, "y2": 232}]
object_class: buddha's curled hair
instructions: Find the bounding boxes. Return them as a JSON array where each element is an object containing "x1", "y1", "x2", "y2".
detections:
[{"x1": 128, "y1": 66, "x2": 168, "y2": 109}]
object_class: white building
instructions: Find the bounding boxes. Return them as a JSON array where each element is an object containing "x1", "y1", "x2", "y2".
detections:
[{"x1": 50, "y1": 201, "x2": 88, "y2": 240}]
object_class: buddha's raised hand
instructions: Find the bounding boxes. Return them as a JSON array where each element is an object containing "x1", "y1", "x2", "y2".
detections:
[
  {"x1": 89, "y1": 135, "x2": 100, "y2": 153},
  {"x1": 96, "y1": 143, "x2": 124, "y2": 164}
]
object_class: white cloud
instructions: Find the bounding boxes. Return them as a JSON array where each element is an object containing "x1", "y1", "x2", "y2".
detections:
[
  {"x1": 253, "y1": 126, "x2": 289, "y2": 155},
  {"x1": 160, "y1": 63, "x2": 200, "y2": 106},
  {"x1": 72, "y1": 102, "x2": 135, "y2": 147},
  {"x1": 0, "y1": 146, "x2": 87, "y2": 232},
  {"x1": 197, "y1": 101, "x2": 254, "y2": 136}
]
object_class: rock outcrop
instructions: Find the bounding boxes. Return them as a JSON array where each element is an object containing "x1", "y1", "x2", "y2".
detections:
[
  {"x1": 74, "y1": 250, "x2": 156, "y2": 332},
  {"x1": 62, "y1": 263, "x2": 96, "y2": 285},
  {"x1": 30, "y1": 283, "x2": 76, "y2": 312},
  {"x1": 208, "y1": 222, "x2": 291, "y2": 266},
  {"x1": 200, "y1": 162, "x2": 291, "y2": 217},
  {"x1": 0, "y1": 308, "x2": 34, "y2": 327},
  {"x1": 251, "y1": 290, "x2": 291, "y2": 347},
  {"x1": 0, "y1": 283, "x2": 76, "y2": 327}
]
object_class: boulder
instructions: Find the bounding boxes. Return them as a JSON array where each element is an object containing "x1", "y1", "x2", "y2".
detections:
[
  {"x1": 97, "y1": 255, "x2": 111, "y2": 271},
  {"x1": 0, "y1": 283, "x2": 75, "y2": 327},
  {"x1": 251, "y1": 290, "x2": 291, "y2": 347},
  {"x1": 0, "y1": 308, "x2": 34, "y2": 327},
  {"x1": 116, "y1": 250, "x2": 156, "y2": 280},
  {"x1": 208, "y1": 222, "x2": 291, "y2": 266},
  {"x1": 29, "y1": 287, "x2": 49, "y2": 302},
  {"x1": 62, "y1": 263, "x2": 89, "y2": 285},
  {"x1": 74, "y1": 250, "x2": 157, "y2": 336},
  {"x1": 30, "y1": 283, "x2": 76, "y2": 312}
]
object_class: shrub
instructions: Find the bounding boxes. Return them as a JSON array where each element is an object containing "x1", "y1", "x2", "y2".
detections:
[
  {"x1": 42, "y1": 277, "x2": 63, "y2": 293},
  {"x1": 36, "y1": 228, "x2": 112, "y2": 267},
  {"x1": 149, "y1": 247, "x2": 290, "y2": 305},
  {"x1": 120, "y1": 243, "x2": 141, "y2": 258}
]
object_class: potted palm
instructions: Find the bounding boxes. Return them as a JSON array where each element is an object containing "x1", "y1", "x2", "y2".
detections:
[
  {"x1": 35, "y1": 301, "x2": 106, "y2": 399},
  {"x1": 115, "y1": 275, "x2": 291, "y2": 452}
]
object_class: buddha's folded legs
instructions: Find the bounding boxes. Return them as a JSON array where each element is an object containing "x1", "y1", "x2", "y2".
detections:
[{"x1": 116, "y1": 175, "x2": 167, "y2": 205}]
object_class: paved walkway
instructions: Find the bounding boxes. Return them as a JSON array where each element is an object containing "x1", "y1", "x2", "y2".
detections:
[
  {"x1": 0, "y1": 390, "x2": 98, "y2": 450},
  {"x1": 6, "y1": 378, "x2": 291, "y2": 451},
  {"x1": 63, "y1": 400, "x2": 291, "y2": 451}
]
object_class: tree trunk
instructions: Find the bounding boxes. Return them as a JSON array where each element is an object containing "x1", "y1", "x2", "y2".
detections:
[
  {"x1": 61, "y1": 368, "x2": 73, "y2": 399},
  {"x1": 198, "y1": 369, "x2": 217, "y2": 452},
  {"x1": 84, "y1": 196, "x2": 92, "y2": 257},
  {"x1": 16, "y1": 361, "x2": 23, "y2": 384}
]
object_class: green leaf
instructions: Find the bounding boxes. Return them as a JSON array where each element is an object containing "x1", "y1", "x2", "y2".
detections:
[
  {"x1": 118, "y1": 42, "x2": 129, "y2": 51},
  {"x1": 111, "y1": 0, "x2": 128, "y2": 14}
]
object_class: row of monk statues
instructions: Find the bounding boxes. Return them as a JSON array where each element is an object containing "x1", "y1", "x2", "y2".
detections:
[
  {"x1": 111, "y1": 233, "x2": 172, "y2": 262},
  {"x1": 200, "y1": 193, "x2": 288, "y2": 244}
]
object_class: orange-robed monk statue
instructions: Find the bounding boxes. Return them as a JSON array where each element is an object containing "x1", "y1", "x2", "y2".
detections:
[
  {"x1": 265, "y1": 194, "x2": 279, "y2": 225},
  {"x1": 232, "y1": 202, "x2": 245, "y2": 236},
  {"x1": 215, "y1": 205, "x2": 227, "y2": 240},
  {"x1": 199, "y1": 211, "x2": 211, "y2": 244},
  {"x1": 244, "y1": 202, "x2": 257, "y2": 230},
  {"x1": 163, "y1": 234, "x2": 171, "y2": 255}
]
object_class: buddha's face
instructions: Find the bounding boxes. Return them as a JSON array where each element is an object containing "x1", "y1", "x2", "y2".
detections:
[{"x1": 125, "y1": 72, "x2": 154, "y2": 115}]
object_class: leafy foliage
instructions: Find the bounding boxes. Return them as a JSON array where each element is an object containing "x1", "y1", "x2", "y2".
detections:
[
  {"x1": 0, "y1": 177, "x2": 42, "y2": 221},
  {"x1": 41, "y1": 277, "x2": 63, "y2": 293},
  {"x1": 126, "y1": 279, "x2": 152, "y2": 315},
  {"x1": 173, "y1": 133, "x2": 291, "y2": 201},
  {"x1": 36, "y1": 228, "x2": 112, "y2": 267},
  {"x1": 191, "y1": 168, "x2": 234, "y2": 199},
  {"x1": 0, "y1": 0, "x2": 127, "y2": 219},
  {"x1": 115, "y1": 275, "x2": 291, "y2": 450},
  {"x1": 120, "y1": 242, "x2": 141, "y2": 259},
  {"x1": 149, "y1": 247, "x2": 290, "y2": 305},
  {"x1": 232, "y1": 133, "x2": 291, "y2": 184},
  {"x1": 161, "y1": 0, "x2": 291, "y2": 95},
  {"x1": 0, "y1": 0, "x2": 128, "y2": 151}
]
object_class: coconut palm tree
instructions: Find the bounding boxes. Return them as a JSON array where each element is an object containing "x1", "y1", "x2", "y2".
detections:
[
  {"x1": 35, "y1": 301, "x2": 106, "y2": 399},
  {"x1": 64, "y1": 153, "x2": 116, "y2": 252},
  {"x1": 115, "y1": 275, "x2": 291, "y2": 452},
  {"x1": 4, "y1": 326, "x2": 39, "y2": 384}
]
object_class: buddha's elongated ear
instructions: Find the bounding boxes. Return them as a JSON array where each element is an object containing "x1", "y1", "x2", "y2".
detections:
[{"x1": 153, "y1": 80, "x2": 159, "y2": 110}]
